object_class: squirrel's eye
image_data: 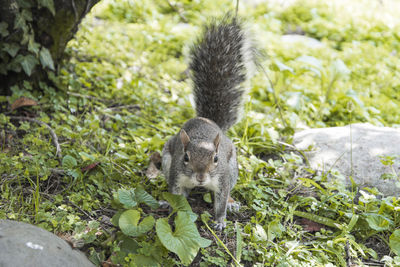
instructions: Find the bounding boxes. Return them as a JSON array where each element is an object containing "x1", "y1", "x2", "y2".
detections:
[
  {"x1": 213, "y1": 155, "x2": 218, "y2": 163},
  {"x1": 184, "y1": 153, "x2": 189, "y2": 163}
]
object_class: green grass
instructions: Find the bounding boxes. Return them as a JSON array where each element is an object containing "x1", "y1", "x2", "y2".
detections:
[{"x1": 1, "y1": 0, "x2": 400, "y2": 266}]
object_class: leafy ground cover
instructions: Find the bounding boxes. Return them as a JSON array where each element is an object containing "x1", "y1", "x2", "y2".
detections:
[{"x1": 1, "y1": 0, "x2": 400, "y2": 266}]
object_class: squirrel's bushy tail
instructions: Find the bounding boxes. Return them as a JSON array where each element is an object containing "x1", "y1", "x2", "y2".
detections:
[{"x1": 189, "y1": 14, "x2": 258, "y2": 131}]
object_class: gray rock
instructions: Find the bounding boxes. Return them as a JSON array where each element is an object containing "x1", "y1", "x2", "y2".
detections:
[
  {"x1": 0, "y1": 220, "x2": 95, "y2": 267},
  {"x1": 294, "y1": 123, "x2": 400, "y2": 196}
]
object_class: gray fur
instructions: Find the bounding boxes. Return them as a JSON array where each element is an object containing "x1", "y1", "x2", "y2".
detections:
[{"x1": 189, "y1": 14, "x2": 258, "y2": 131}]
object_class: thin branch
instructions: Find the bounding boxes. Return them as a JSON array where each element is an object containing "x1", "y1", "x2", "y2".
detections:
[
  {"x1": 71, "y1": 0, "x2": 79, "y2": 22},
  {"x1": 9, "y1": 116, "x2": 62, "y2": 161},
  {"x1": 166, "y1": 0, "x2": 188, "y2": 23}
]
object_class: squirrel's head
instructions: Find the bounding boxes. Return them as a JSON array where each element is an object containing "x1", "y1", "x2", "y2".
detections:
[{"x1": 179, "y1": 129, "x2": 220, "y2": 186}]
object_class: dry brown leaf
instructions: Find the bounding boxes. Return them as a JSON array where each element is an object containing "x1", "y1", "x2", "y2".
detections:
[
  {"x1": 11, "y1": 97, "x2": 38, "y2": 111},
  {"x1": 81, "y1": 162, "x2": 100, "y2": 172},
  {"x1": 299, "y1": 218, "x2": 324, "y2": 232}
]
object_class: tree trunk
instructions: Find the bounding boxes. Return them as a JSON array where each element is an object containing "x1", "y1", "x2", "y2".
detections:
[{"x1": 0, "y1": 0, "x2": 100, "y2": 95}]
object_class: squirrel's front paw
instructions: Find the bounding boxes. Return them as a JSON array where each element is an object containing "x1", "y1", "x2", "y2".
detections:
[
  {"x1": 227, "y1": 197, "x2": 240, "y2": 212},
  {"x1": 213, "y1": 221, "x2": 226, "y2": 231},
  {"x1": 227, "y1": 201, "x2": 240, "y2": 212}
]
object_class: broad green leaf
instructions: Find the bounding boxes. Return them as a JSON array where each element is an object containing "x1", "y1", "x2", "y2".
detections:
[
  {"x1": 79, "y1": 151, "x2": 95, "y2": 161},
  {"x1": 67, "y1": 170, "x2": 80, "y2": 179},
  {"x1": 296, "y1": 55, "x2": 323, "y2": 70},
  {"x1": 130, "y1": 254, "x2": 160, "y2": 267},
  {"x1": 203, "y1": 192, "x2": 212, "y2": 204},
  {"x1": 62, "y1": 155, "x2": 77, "y2": 169},
  {"x1": 120, "y1": 236, "x2": 140, "y2": 254},
  {"x1": 365, "y1": 213, "x2": 392, "y2": 231},
  {"x1": 117, "y1": 189, "x2": 137, "y2": 208},
  {"x1": 39, "y1": 47, "x2": 55, "y2": 70},
  {"x1": 20, "y1": 54, "x2": 38, "y2": 76},
  {"x1": 272, "y1": 60, "x2": 294, "y2": 74},
  {"x1": 390, "y1": 229, "x2": 400, "y2": 256},
  {"x1": 162, "y1": 192, "x2": 192, "y2": 212},
  {"x1": 268, "y1": 219, "x2": 284, "y2": 241},
  {"x1": 0, "y1": 22, "x2": 9, "y2": 37},
  {"x1": 156, "y1": 211, "x2": 211, "y2": 265},
  {"x1": 293, "y1": 210, "x2": 338, "y2": 229},
  {"x1": 111, "y1": 210, "x2": 123, "y2": 227},
  {"x1": 236, "y1": 222, "x2": 243, "y2": 263},
  {"x1": 254, "y1": 224, "x2": 268, "y2": 241},
  {"x1": 346, "y1": 90, "x2": 364, "y2": 107},
  {"x1": 38, "y1": 0, "x2": 56, "y2": 16},
  {"x1": 119, "y1": 210, "x2": 155, "y2": 237},
  {"x1": 136, "y1": 186, "x2": 159, "y2": 209},
  {"x1": 331, "y1": 58, "x2": 350, "y2": 77},
  {"x1": 345, "y1": 214, "x2": 359, "y2": 232}
]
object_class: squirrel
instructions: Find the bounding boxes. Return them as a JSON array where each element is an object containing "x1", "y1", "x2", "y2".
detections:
[{"x1": 162, "y1": 14, "x2": 258, "y2": 230}]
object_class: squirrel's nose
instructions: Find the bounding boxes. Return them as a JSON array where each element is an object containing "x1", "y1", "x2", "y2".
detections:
[{"x1": 196, "y1": 173, "x2": 206, "y2": 183}]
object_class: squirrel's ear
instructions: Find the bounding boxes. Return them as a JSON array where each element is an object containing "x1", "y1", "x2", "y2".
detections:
[
  {"x1": 180, "y1": 129, "x2": 190, "y2": 150},
  {"x1": 214, "y1": 133, "x2": 220, "y2": 152}
]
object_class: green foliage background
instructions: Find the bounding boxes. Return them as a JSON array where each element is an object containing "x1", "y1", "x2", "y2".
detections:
[{"x1": 1, "y1": 0, "x2": 400, "y2": 266}]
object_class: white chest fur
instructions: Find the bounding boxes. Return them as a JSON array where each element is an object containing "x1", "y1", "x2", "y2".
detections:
[{"x1": 177, "y1": 173, "x2": 220, "y2": 193}]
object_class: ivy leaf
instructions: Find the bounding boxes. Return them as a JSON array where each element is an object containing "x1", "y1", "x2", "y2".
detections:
[
  {"x1": 62, "y1": 155, "x2": 77, "y2": 169},
  {"x1": 2, "y1": 43, "x2": 20, "y2": 57},
  {"x1": 14, "y1": 13, "x2": 26, "y2": 31},
  {"x1": 119, "y1": 210, "x2": 155, "y2": 237},
  {"x1": 39, "y1": 47, "x2": 55, "y2": 70},
  {"x1": 28, "y1": 38, "x2": 40, "y2": 56},
  {"x1": 136, "y1": 186, "x2": 160, "y2": 209},
  {"x1": 156, "y1": 211, "x2": 211, "y2": 265},
  {"x1": 390, "y1": 229, "x2": 400, "y2": 256},
  {"x1": 0, "y1": 22, "x2": 9, "y2": 37},
  {"x1": 16, "y1": 0, "x2": 33, "y2": 8},
  {"x1": 20, "y1": 9, "x2": 33, "y2": 21},
  {"x1": 20, "y1": 54, "x2": 38, "y2": 76},
  {"x1": 117, "y1": 189, "x2": 137, "y2": 208},
  {"x1": 38, "y1": 0, "x2": 56, "y2": 16}
]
